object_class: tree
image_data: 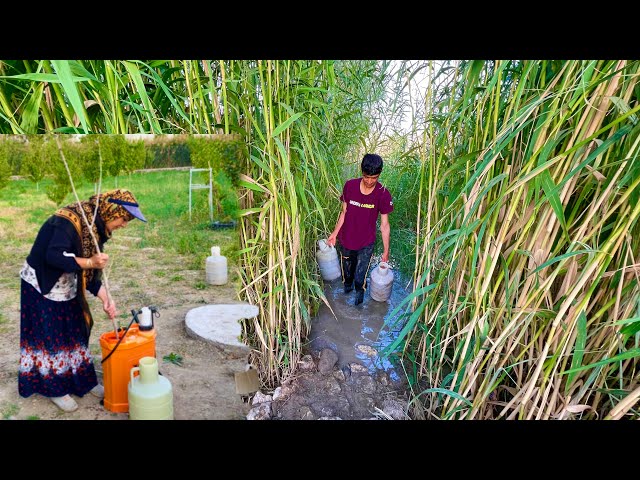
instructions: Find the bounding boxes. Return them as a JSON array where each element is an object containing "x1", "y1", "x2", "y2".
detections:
[
  {"x1": 45, "y1": 136, "x2": 82, "y2": 205},
  {"x1": 78, "y1": 135, "x2": 102, "y2": 190},
  {"x1": 21, "y1": 134, "x2": 49, "y2": 190},
  {"x1": 122, "y1": 139, "x2": 146, "y2": 174}
]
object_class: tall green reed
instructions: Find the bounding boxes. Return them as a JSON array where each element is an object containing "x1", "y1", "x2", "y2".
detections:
[{"x1": 392, "y1": 60, "x2": 640, "y2": 419}]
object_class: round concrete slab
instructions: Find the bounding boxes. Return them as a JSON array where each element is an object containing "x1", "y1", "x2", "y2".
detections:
[{"x1": 185, "y1": 303, "x2": 259, "y2": 358}]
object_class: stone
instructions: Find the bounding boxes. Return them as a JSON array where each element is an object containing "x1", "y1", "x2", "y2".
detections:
[
  {"x1": 355, "y1": 344, "x2": 378, "y2": 357},
  {"x1": 276, "y1": 383, "x2": 296, "y2": 399},
  {"x1": 297, "y1": 354, "x2": 316, "y2": 372},
  {"x1": 333, "y1": 369, "x2": 346, "y2": 382},
  {"x1": 311, "y1": 404, "x2": 335, "y2": 418},
  {"x1": 185, "y1": 303, "x2": 259, "y2": 358},
  {"x1": 272, "y1": 387, "x2": 283, "y2": 401},
  {"x1": 356, "y1": 375, "x2": 377, "y2": 394},
  {"x1": 324, "y1": 377, "x2": 342, "y2": 395},
  {"x1": 349, "y1": 362, "x2": 368, "y2": 374},
  {"x1": 353, "y1": 394, "x2": 376, "y2": 411},
  {"x1": 246, "y1": 402, "x2": 272, "y2": 420},
  {"x1": 382, "y1": 398, "x2": 409, "y2": 420},
  {"x1": 317, "y1": 348, "x2": 339, "y2": 375},
  {"x1": 298, "y1": 406, "x2": 316, "y2": 420},
  {"x1": 252, "y1": 391, "x2": 273, "y2": 405},
  {"x1": 376, "y1": 371, "x2": 390, "y2": 386}
]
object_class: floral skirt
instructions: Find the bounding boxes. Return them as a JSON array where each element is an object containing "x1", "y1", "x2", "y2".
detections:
[{"x1": 19, "y1": 280, "x2": 98, "y2": 398}]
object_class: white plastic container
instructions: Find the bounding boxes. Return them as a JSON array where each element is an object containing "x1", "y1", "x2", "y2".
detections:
[
  {"x1": 369, "y1": 262, "x2": 394, "y2": 302},
  {"x1": 316, "y1": 239, "x2": 341, "y2": 281},
  {"x1": 128, "y1": 356, "x2": 173, "y2": 420},
  {"x1": 138, "y1": 306, "x2": 153, "y2": 331},
  {"x1": 206, "y1": 246, "x2": 228, "y2": 285}
]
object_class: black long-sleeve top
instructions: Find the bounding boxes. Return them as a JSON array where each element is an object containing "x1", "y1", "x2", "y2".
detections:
[{"x1": 26, "y1": 213, "x2": 109, "y2": 297}]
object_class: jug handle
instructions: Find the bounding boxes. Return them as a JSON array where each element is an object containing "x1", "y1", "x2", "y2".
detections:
[{"x1": 130, "y1": 366, "x2": 140, "y2": 384}]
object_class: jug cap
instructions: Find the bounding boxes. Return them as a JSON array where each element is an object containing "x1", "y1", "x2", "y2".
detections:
[{"x1": 211, "y1": 246, "x2": 221, "y2": 256}]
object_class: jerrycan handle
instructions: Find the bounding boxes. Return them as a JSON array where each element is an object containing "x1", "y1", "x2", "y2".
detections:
[
  {"x1": 378, "y1": 261, "x2": 390, "y2": 276},
  {"x1": 130, "y1": 366, "x2": 140, "y2": 385},
  {"x1": 318, "y1": 239, "x2": 332, "y2": 252}
]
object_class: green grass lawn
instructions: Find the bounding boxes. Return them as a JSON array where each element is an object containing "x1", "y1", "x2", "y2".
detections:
[{"x1": 0, "y1": 170, "x2": 239, "y2": 269}]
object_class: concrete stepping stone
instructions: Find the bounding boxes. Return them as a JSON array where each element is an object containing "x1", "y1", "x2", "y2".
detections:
[{"x1": 185, "y1": 303, "x2": 259, "y2": 358}]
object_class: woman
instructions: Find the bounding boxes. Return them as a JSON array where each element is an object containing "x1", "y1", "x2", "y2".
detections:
[{"x1": 18, "y1": 189, "x2": 147, "y2": 412}]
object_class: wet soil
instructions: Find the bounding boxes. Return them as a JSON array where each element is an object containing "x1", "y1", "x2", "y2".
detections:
[{"x1": 248, "y1": 274, "x2": 413, "y2": 420}]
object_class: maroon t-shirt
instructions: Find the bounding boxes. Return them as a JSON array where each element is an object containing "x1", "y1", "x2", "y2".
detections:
[{"x1": 338, "y1": 178, "x2": 393, "y2": 250}]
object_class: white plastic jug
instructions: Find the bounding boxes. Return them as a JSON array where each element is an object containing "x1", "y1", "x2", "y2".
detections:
[
  {"x1": 128, "y1": 356, "x2": 173, "y2": 420},
  {"x1": 369, "y1": 262, "x2": 394, "y2": 302},
  {"x1": 316, "y1": 239, "x2": 341, "y2": 281},
  {"x1": 206, "y1": 246, "x2": 228, "y2": 285}
]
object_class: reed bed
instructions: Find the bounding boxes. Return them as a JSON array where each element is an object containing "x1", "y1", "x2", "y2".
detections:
[{"x1": 389, "y1": 60, "x2": 640, "y2": 419}]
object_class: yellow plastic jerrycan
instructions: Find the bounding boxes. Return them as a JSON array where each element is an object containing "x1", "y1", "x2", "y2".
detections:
[{"x1": 128, "y1": 356, "x2": 174, "y2": 420}]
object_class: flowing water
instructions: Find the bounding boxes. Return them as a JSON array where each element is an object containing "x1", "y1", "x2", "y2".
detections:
[{"x1": 308, "y1": 272, "x2": 410, "y2": 383}]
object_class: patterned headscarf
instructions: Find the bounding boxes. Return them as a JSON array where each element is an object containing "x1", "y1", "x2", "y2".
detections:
[
  {"x1": 95, "y1": 189, "x2": 138, "y2": 225},
  {"x1": 55, "y1": 189, "x2": 138, "y2": 264}
]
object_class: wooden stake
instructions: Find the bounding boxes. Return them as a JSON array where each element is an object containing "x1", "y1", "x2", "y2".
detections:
[{"x1": 54, "y1": 136, "x2": 119, "y2": 339}]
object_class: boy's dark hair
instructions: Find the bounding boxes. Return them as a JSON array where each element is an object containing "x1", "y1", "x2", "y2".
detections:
[{"x1": 361, "y1": 153, "x2": 383, "y2": 176}]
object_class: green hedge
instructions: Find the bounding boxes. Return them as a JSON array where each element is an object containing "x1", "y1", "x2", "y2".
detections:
[
  {"x1": 145, "y1": 141, "x2": 191, "y2": 168},
  {"x1": 187, "y1": 136, "x2": 244, "y2": 186},
  {"x1": 0, "y1": 136, "x2": 245, "y2": 207},
  {"x1": 0, "y1": 141, "x2": 11, "y2": 190}
]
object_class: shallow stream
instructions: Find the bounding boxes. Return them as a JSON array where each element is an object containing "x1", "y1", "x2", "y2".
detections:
[{"x1": 308, "y1": 271, "x2": 410, "y2": 383}]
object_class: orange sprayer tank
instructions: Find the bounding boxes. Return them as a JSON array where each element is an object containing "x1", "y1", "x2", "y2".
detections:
[{"x1": 99, "y1": 324, "x2": 156, "y2": 413}]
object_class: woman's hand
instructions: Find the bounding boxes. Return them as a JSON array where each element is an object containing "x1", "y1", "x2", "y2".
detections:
[
  {"x1": 90, "y1": 253, "x2": 109, "y2": 269},
  {"x1": 102, "y1": 298, "x2": 117, "y2": 320},
  {"x1": 97, "y1": 285, "x2": 117, "y2": 320},
  {"x1": 326, "y1": 234, "x2": 337, "y2": 247}
]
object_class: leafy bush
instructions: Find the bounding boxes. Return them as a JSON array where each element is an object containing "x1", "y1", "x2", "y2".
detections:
[
  {"x1": 144, "y1": 139, "x2": 191, "y2": 168},
  {"x1": 77, "y1": 135, "x2": 146, "y2": 185},
  {"x1": 0, "y1": 137, "x2": 26, "y2": 176},
  {"x1": 21, "y1": 135, "x2": 49, "y2": 188},
  {"x1": 78, "y1": 135, "x2": 102, "y2": 184},
  {"x1": 187, "y1": 136, "x2": 244, "y2": 186},
  {"x1": 123, "y1": 140, "x2": 146, "y2": 174},
  {"x1": 187, "y1": 136, "x2": 243, "y2": 221},
  {"x1": 98, "y1": 135, "x2": 128, "y2": 178},
  {"x1": 0, "y1": 140, "x2": 11, "y2": 190},
  {"x1": 45, "y1": 137, "x2": 82, "y2": 205}
]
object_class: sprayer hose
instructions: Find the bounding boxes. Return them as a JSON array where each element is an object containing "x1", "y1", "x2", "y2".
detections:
[{"x1": 100, "y1": 317, "x2": 137, "y2": 364}]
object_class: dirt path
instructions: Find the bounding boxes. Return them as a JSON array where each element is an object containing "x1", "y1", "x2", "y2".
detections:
[{"x1": 0, "y1": 233, "x2": 250, "y2": 420}]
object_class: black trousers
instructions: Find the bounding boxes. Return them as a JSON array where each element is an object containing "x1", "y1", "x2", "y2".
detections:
[{"x1": 339, "y1": 243, "x2": 375, "y2": 292}]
